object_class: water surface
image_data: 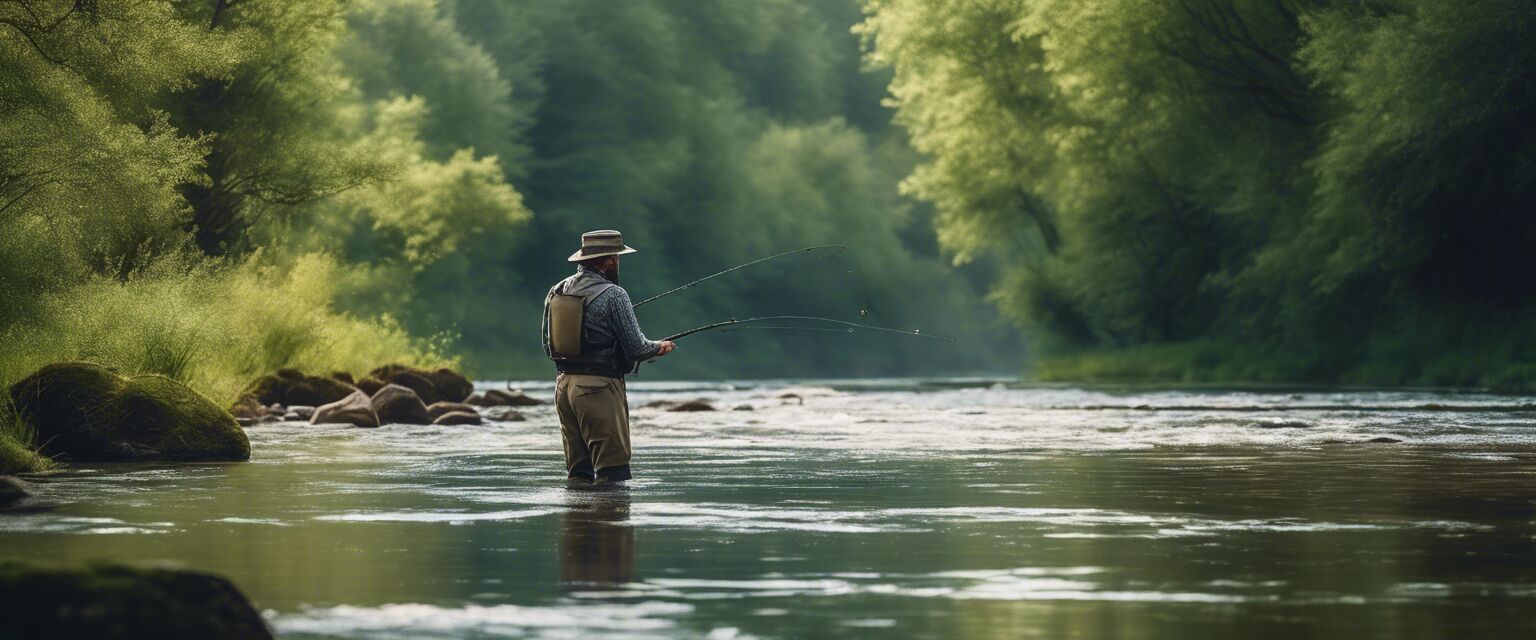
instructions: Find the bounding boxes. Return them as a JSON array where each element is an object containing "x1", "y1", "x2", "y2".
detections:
[{"x1": 4, "y1": 380, "x2": 1535, "y2": 638}]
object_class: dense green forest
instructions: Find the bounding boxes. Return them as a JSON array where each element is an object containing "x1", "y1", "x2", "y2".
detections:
[
  {"x1": 860, "y1": 0, "x2": 1536, "y2": 389},
  {"x1": 0, "y1": 0, "x2": 1014, "y2": 409},
  {"x1": 4, "y1": 0, "x2": 1533, "y2": 406}
]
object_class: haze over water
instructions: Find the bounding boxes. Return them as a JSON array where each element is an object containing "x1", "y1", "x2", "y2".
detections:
[{"x1": 5, "y1": 379, "x2": 1535, "y2": 639}]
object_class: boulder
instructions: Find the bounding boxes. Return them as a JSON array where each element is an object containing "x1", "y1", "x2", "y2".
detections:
[
  {"x1": 310, "y1": 391, "x2": 378, "y2": 429},
  {"x1": 433, "y1": 411, "x2": 483, "y2": 426},
  {"x1": 487, "y1": 388, "x2": 543, "y2": 406},
  {"x1": 356, "y1": 377, "x2": 386, "y2": 396},
  {"x1": 370, "y1": 384, "x2": 432, "y2": 425},
  {"x1": 0, "y1": 561, "x2": 272, "y2": 640},
  {"x1": 482, "y1": 406, "x2": 527, "y2": 422},
  {"x1": 330, "y1": 371, "x2": 355, "y2": 385},
  {"x1": 427, "y1": 402, "x2": 478, "y2": 421},
  {"x1": 229, "y1": 396, "x2": 264, "y2": 420},
  {"x1": 465, "y1": 391, "x2": 485, "y2": 405},
  {"x1": 668, "y1": 399, "x2": 717, "y2": 412},
  {"x1": 286, "y1": 405, "x2": 316, "y2": 421},
  {"x1": 733, "y1": 404, "x2": 754, "y2": 411},
  {"x1": 367, "y1": 364, "x2": 473, "y2": 404},
  {"x1": 232, "y1": 369, "x2": 358, "y2": 410},
  {"x1": 8, "y1": 362, "x2": 250, "y2": 462}
]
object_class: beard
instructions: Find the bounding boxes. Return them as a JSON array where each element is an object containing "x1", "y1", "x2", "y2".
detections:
[{"x1": 599, "y1": 261, "x2": 620, "y2": 284}]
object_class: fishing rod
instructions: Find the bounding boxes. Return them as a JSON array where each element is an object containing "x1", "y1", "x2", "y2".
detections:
[
  {"x1": 634, "y1": 245, "x2": 869, "y2": 315},
  {"x1": 662, "y1": 315, "x2": 952, "y2": 343}
]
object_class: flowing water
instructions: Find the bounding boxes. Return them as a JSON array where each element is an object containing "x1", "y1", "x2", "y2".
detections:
[{"x1": 4, "y1": 379, "x2": 1536, "y2": 639}]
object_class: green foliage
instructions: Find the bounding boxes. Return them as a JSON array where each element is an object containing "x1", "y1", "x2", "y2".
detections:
[
  {"x1": 862, "y1": 0, "x2": 1536, "y2": 386},
  {"x1": 0, "y1": 394, "x2": 52, "y2": 475}
]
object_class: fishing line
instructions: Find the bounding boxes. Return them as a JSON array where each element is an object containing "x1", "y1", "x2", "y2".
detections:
[
  {"x1": 634, "y1": 245, "x2": 871, "y2": 318},
  {"x1": 662, "y1": 315, "x2": 952, "y2": 343}
]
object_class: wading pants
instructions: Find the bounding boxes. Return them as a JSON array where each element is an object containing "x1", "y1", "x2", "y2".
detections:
[{"x1": 555, "y1": 373, "x2": 633, "y2": 481}]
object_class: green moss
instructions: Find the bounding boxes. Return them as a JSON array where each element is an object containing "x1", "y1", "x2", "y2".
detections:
[
  {"x1": 0, "y1": 561, "x2": 272, "y2": 639},
  {"x1": 8, "y1": 362, "x2": 249, "y2": 462}
]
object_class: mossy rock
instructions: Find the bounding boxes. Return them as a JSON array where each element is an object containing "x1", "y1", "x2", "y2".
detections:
[
  {"x1": 0, "y1": 561, "x2": 272, "y2": 639},
  {"x1": 329, "y1": 370, "x2": 355, "y2": 385},
  {"x1": 8, "y1": 362, "x2": 250, "y2": 462},
  {"x1": 367, "y1": 364, "x2": 473, "y2": 405},
  {"x1": 356, "y1": 377, "x2": 386, "y2": 396},
  {"x1": 234, "y1": 369, "x2": 358, "y2": 409}
]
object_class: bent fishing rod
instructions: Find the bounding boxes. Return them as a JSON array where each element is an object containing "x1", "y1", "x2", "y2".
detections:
[
  {"x1": 662, "y1": 315, "x2": 952, "y2": 343},
  {"x1": 634, "y1": 244, "x2": 868, "y2": 314}
]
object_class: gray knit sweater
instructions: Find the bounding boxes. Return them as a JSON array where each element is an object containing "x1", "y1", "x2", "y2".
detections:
[{"x1": 542, "y1": 265, "x2": 661, "y2": 362}]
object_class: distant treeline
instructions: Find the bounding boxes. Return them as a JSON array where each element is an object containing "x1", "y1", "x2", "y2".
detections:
[
  {"x1": 0, "y1": 0, "x2": 1014, "y2": 397},
  {"x1": 860, "y1": 0, "x2": 1536, "y2": 389}
]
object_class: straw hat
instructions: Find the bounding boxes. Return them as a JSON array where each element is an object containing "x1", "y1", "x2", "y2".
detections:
[{"x1": 567, "y1": 229, "x2": 638, "y2": 262}]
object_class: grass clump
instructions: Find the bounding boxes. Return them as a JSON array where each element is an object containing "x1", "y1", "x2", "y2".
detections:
[{"x1": 0, "y1": 394, "x2": 53, "y2": 475}]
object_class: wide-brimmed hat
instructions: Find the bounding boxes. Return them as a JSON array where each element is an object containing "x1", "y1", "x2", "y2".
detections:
[{"x1": 567, "y1": 229, "x2": 638, "y2": 262}]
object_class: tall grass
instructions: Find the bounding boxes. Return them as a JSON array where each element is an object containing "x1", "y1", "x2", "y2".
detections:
[
  {"x1": 0, "y1": 394, "x2": 52, "y2": 475},
  {"x1": 0, "y1": 252, "x2": 453, "y2": 406}
]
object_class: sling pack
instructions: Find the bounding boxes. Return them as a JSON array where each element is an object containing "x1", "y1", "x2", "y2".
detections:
[{"x1": 544, "y1": 270, "x2": 630, "y2": 377}]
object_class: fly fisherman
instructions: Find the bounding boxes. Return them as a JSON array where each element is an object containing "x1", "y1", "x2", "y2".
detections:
[{"x1": 542, "y1": 230, "x2": 677, "y2": 485}]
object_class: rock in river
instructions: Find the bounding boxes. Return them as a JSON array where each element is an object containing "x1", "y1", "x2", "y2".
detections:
[
  {"x1": 478, "y1": 388, "x2": 544, "y2": 407},
  {"x1": 367, "y1": 364, "x2": 474, "y2": 405},
  {"x1": 433, "y1": 411, "x2": 483, "y2": 426},
  {"x1": 669, "y1": 399, "x2": 717, "y2": 412},
  {"x1": 427, "y1": 402, "x2": 478, "y2": 421},
  {"x1": 8, "y1": 362, "x2": 250, "y2": 462},
  {"x1": 481, "y1": 406, "x2": 527, "y2": 421},
  {"x1": 310, "y1": 391, "x2": 379, "y2": 429},
  {"x1": 371, "y1": 384, "x2": 432, "y2": 425},
  {"x1": 0, "y1": 561, "x2": 273, "y2": 640},
  {"x1": 232, "y1": 369, "x2": 358, "y2": 410}
]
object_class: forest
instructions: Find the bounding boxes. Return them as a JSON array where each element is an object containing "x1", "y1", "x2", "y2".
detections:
[
  {"x1": 3, "y1": 0, "x2": 1534, "y2": 424},
  {"x1": 0, "y1": 0, "x2": 1015, "y2": 422},
  {"x1": 861, "y1": 0, "x2": 1536, "y2": 388}
]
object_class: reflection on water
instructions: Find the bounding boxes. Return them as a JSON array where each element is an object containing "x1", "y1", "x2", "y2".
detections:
[
  {"x1": 2, "y1": 380, "x2": 1535, "y2": 639},
  {"x1": 560, "y1": 487, "x2": 634, "y2": 588}
]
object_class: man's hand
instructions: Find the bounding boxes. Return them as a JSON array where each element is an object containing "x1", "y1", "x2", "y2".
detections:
[{"x1": 654, "y1": 340, "x2": 677, "y2": 357}]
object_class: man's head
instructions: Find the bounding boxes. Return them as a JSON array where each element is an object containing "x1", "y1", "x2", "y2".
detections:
[
  {"x1": 579, "y1": 254, "x2": 620, "y2": 283},
  {"x1": 568, "y1": 229, "x2": 634, "y2": 283}
]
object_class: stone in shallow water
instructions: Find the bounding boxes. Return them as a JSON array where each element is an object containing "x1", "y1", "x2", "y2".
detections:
[
  {"x1": 371, "y1": 384, "x2": 432, "y2": 425},
  {"x1": 427, "y1": 402, "x2": 479, "y2": 421},
  {"x1": 310, "y1": 391, "x2": 379, "y2": 429},
  {"x1": 669, "y1": 399, "x2": 716, "y2": 412},
  {"x1": 433, "y1": 411, "x2": 484, "y2": 426},
  {"x1": 0, "y1": 561, "x2": 272, "y2": 640},
  {"x1": 481, "y1": 406, "x2": 527, "y2": 421}
]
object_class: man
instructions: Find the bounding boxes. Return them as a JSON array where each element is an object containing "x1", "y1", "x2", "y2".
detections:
[{"x1": 542, "y1": 230, "x2": 676, "y2": 485}]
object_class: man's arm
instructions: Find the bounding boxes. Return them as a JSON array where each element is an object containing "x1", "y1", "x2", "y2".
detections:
[{"x1": 602, "y1": 287, "x2": 666, "y2": 361}]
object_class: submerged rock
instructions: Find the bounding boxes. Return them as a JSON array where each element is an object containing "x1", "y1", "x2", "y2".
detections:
[
  {"x1": 233, "y1": 369, "x2": 358, "y2": 410},
  {"x1": 481, "y1": 406, "x2": 527, "y2": 421},
  {"x1": 427, "y1": 402, "x2": 478, "y2": 421},
  {"x1": 310, "y1": 391, "x2": 378, "y2": 429},
  {"x1": 367, "y1": 364, "x2": 473, "y2": 405},
  {"x1": 668, "y1": 399, "x2": 716, "y2": 412},
  {"x1": 1255, "y1": 420, "x2": 1311, "y2": 429},
  {"x1": 371, "y1": 384, "x2": 432, "y2": 425},
  {"x1": 8, "y1": 362, "x2": 250, "y2": 462},
  {"x1": 733, "y1": 404, "x2": 754, "y2": 411},
  {"x1": 642, "y1": 400, "x2": 676, "y2": 409},
  {"x1": 1365, "y1": 436, "x2": 1403, "y2": 443},
  {"x1": 433, "y1": 411, "x2": 483, "y2": 426},
  {"x1": 0, "y1": 561, "x2": 272, "y2": 639},
  {"x1": 486, "y1": 388, "x2": 544, "y2": 406}
]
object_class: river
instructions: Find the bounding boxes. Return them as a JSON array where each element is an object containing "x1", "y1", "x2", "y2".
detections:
[{"x1": 4, "y1": 379, "x2": 1535, "y2": 638}]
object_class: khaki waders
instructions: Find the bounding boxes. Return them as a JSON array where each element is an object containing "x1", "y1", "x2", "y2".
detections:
[{"x1": 555, "y1": 373, "x2": 632, "y2": 481}]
